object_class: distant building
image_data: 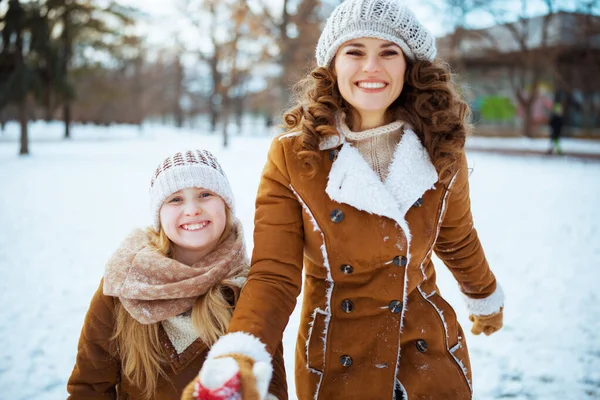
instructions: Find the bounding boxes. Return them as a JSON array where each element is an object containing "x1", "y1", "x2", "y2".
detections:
[{"x1": 436, "y1": 11, "x2": 600, "y2": 136}]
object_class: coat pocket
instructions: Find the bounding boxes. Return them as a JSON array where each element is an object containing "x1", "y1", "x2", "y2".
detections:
[
  {"x1": 426, "y1": 292, "x2": 460, "y2": 349},
  {"x1": 419, "y1": 289, "x2": 472, "y2": 392},
  {"x1": 306, "y1": 309, "x2": 328, "y2": 373}
]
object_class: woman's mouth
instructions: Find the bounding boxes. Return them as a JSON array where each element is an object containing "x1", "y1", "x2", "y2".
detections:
[{"x1": 356, "y1": 81, "x2": 387, "y2": 91}]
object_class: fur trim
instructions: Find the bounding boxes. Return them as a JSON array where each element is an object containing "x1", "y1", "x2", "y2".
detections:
[
  {"x1": 384, "y1": 129, "x2": 438, "y2": 218},
  {"x1": 207, "y1": 332, "x2": 272, "y2": 364},
  {"x1": 161, "y1": 314, "x2": 199, "y2": 354},
  {"x1": 325, "y1": 130, "x2": 437, "y2": 241},
  {"x1": 462, "y1": 284, "x2": 505, "y2": 316},
  {"x1": 326, "y1": 143, "x2": 410, "y2": 237},
  {"x1": 289, "y1": 184, "x2": 329, "y2": 399},
  {"x1": 319, "y1": 133, "x2": 345, "y2": 150}
]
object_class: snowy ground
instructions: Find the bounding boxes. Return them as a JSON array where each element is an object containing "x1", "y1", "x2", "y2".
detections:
[{"x1": 1, "y1": 121, "x2": 599, "y2": 399}]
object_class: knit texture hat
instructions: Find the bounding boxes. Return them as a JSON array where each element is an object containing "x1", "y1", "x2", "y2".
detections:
[
  {"x1": 315, "y1": 0, "x2": 436, "y2": 67},
  {"x1": 150, "y1": 149, "x2": 234, "y2": 231}
]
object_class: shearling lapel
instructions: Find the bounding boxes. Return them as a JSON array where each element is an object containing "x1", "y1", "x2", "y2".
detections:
[
  {"x1": 324, "y1": 128, "x2": 438, "y2": 240},
  {"x1": 384, "y1": 128, "x2": 438, "y2": 218}
]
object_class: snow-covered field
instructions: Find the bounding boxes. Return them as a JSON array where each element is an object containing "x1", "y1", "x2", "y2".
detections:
[{"x1": 1, "y1": 121, "x2": 599, "y2": 399}]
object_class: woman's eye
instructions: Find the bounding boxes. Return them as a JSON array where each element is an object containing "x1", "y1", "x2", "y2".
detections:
[
  {"x1": 168, "y1": 197, "x2": 182, "y2": 203},
  {"x1": 199, "y1": 192, "x2": 211, "y2": 198},
  {"x1": 382, "y1": 50, "x2": 398, "y2": 56},
  {"x1": 346, "y1": 50, "x2": 362, "y2": 56}
]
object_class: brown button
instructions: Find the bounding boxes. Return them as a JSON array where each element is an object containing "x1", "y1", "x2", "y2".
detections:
[
  {"x1": 341, "y1": 299, "x2": 354, "y2": 313},
  {"x1": 340, "y1": 355, "x2": 352, "y2": 367},
  {"x1": 393, "y1": 256, "x2": 408, "y2": 267},
  {"x1": 330, "y1": 209, "x2": 344, "y2": 223},
  {"x1": 329, "y1": 149, "x2": 339, "y2": 161},
  {"x1": 389, "y1": 300, "x2": 403, "y2": 314},
  {"x1": 340, "y1": 264, "x2": 354, "y2": 274},
  {"x1": 416, "y1": 339, "x2": 428, "y2": 353},
  {"x1": 413, "y1": 197, "x2": 423, "y2": 208}
]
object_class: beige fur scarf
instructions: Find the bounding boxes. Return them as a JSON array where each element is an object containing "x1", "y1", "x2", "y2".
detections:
[{"x1": 103, "y1": 218, "x2": 249, "y2": 324}]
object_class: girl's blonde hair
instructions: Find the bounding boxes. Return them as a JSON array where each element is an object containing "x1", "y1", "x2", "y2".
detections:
[{"x1": 111, "y1": 207, "x2": 239, "y2": 399}]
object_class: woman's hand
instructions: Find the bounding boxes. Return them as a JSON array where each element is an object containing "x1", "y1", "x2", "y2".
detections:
[
  {"x1": 182, "y1": 353, "x2": 273, "y2": 400},
  {"x1": 469, "y1": 307, "x2": 503, "y2": 336}
]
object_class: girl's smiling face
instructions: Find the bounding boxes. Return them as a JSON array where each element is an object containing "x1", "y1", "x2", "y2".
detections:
[
  {"x1": 334, "y1": 37, "x2": 407, "y2": 130},
  {"x1": 159, "y1": 187, "x2": 227, "y2": 263}
]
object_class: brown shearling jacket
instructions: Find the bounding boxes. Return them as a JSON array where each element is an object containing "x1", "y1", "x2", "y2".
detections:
[{"x1": 224, "y1": 129, "x2": 503, "y2": 399}]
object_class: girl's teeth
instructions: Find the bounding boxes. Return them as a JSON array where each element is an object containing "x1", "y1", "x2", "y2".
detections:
[
  {"x1": 358, "y1": 82, "x2": 386, "y2": 89},
  {"x1": 182, "y1": 222, "x2": 208, "y2": 231}
]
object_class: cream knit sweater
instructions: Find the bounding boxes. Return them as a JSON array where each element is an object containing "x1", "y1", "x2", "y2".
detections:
[{"x1": 338, "y1": 118, "x2": 404, "y2": 181}]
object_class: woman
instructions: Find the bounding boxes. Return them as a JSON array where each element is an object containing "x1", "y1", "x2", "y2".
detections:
[
  {"x1": 67, "y1": 149, "x2": 286, "y2": 400},
  {"x1": 192, "y1": 0, "x2": 504, "y2": 399}
]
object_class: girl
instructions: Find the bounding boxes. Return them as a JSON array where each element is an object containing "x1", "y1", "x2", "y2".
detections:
[
  {"x1": 67, "y1": 149, "x2": 287, "y2": 400},
  {"x1": 195, "y1": 0, "x2": 504, "y2": 398}
]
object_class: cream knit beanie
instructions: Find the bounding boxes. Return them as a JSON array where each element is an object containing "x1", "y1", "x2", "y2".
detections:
[
  {"x1": 149, "y1": 149, "x2": 234, "y2": 231},
  {"x1": 316, "y1": 0, "x2": 436, "y2": 67}
]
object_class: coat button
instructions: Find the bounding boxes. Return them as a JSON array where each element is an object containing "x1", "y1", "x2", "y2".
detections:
[
  {"x1": 413, "y1": 197, "x2": 423, "y2": 207},
  {"x1": 340, "y1": 264, "x2": 354, "y2": 274},
  {"x1": 416, "y1": 339, "x2": 428, "y2": 353},
  {"x1": 330, "y1": 209, "x2": 344, "y2": 223},
  {"x1": 389, "y1": 300, "x2": 403, "y2": 314},
  {"x1": 340, "y1": 355, "x2": 353, "y2": 367},
  {"x1": 393, "y1": 256, "x2": 408, "y2": 267},
  {"x1": 341, "y1": 299, "x2": 354, "y2": 313},
  {"x1": 329, "y1": 149, "x2": 339, "y2": 161}
]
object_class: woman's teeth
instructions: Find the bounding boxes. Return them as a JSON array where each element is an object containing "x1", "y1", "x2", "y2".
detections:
[{"x1": 357, "y1": 82, "x2": 386, "y2": 89}]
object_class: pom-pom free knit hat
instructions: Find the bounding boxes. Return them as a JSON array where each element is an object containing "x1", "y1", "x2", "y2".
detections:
[
  {"x1": 149, "y1": 149, "x2": 234, "y2": 231},
  {"x1": 315, "y1": 0, "x2": 437, "y2": 67}
]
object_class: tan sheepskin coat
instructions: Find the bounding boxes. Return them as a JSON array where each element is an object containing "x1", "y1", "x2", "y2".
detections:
[{"x1": 223, "y1": 129, "x2": 503, "y2": 399}]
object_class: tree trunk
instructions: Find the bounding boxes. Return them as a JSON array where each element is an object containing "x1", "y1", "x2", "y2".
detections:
[
  {"x1": 221, "y1": 95, "x2": 229, "y2": 148},
  {"x1": 19, "y1": 98, "x2": 29, "y2": 155},
  {"x1": 209, "y1": 102, "x2": 219, "y2": 132},
  {"x1": 64, "y1": 103, "x2": 71, "y2": 139},
  {"x1": 521, "y1": 103, "x2": 534, "y2": 137},
  {"x1": 174, "y1": 55, "x2": 184, "y2": 128},
  {"x1": 62, "y1": 7, "x2": 71, "y2": 139}
]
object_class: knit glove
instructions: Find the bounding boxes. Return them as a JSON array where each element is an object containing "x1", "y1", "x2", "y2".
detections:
[
  {"x1": 469, "y1": 307, "x2": 503, "y2": 336},
  {"x1": 181, "y1": 353, "x2": 273, "y2": 400}
]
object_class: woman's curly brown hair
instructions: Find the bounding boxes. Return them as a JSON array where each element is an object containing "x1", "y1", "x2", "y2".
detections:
[{"x1": 282, "y1": 58, "x2": 472, "y2": 185}]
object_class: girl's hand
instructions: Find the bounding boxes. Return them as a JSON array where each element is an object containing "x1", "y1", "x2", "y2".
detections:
[{"x1": 469, "y1": 307, "x2": 503, "y2": 336}]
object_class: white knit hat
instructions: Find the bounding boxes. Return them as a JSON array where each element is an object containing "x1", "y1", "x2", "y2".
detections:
[
  {"x1": 149, "y1": 149, "x2": 234, "y2": 231},
  {"x1": 315, "y1": 0, "x2": 436, "y2": 67}
]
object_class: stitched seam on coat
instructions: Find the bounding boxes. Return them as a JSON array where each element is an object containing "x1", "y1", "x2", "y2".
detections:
[
  {"x1": 416, "y1": 286, "x2": 472, "y2": 392},
  {"x1": 289, "y1": 184, "x2": 332, "y2": 400}
]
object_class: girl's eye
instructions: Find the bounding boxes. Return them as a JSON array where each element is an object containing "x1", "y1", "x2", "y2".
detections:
[
  {"x1": 199, "y1": 192, "x2": 211, "y2": 198},
  {"x1": 168, "y1": 197, "x2": 182, "y2": 203},
  {"x1": 346, "y1": 50, "x2": 363, "y2": 56},
  {"x1": 382, "y1": 50, "x2": 399, "y2": 56}
]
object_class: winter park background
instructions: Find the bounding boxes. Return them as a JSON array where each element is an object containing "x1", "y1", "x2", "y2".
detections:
[{"x1": 1, "y1": 120, "x2": 600, "y2": 399}]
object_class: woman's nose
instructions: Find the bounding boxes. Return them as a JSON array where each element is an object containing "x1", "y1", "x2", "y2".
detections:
[{"x1": 362, "y1": 55, "x2": 381, "y2": 73}]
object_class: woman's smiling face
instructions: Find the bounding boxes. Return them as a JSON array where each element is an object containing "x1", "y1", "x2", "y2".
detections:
[{"x1": 334, "y1": 37, "x2": 407, "y2": 129}]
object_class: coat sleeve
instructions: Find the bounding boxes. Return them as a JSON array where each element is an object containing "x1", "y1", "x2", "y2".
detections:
[
  {"x1": 67, "y1": 279, "x2": 120, "y2": 399},
  {"x1": 433, "y1": 152, "x2": 504, "y2": 316},
  {"x1": 208, "y1": 137, "x2": 303, "y2": 387},
  {"x1": 267, "y1": 341, "x2": 289, "y2": 400}
]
